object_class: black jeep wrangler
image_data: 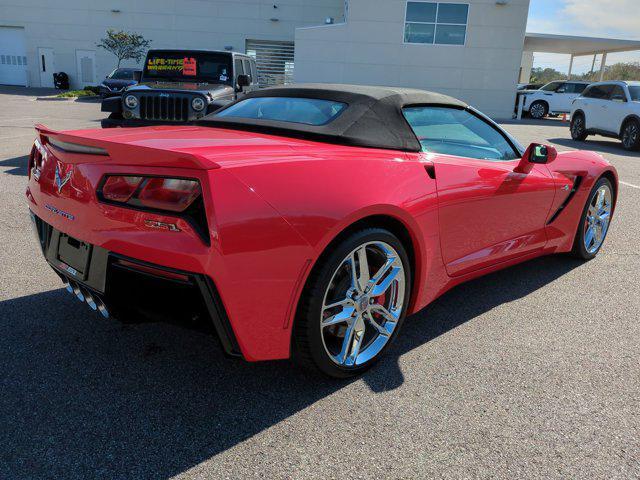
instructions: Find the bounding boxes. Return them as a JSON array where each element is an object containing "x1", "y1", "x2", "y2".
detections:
[{"x1": 101, "y1": 49, "x2": 258, "y2": 128}]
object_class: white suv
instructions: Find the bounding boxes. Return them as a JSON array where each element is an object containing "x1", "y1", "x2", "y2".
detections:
[
  {"x1": 570, "y1": 81, "x2": 640, "y2": 151},
  {"x1": 520, "y1": 81, "x2": 590, "y2": 119}
]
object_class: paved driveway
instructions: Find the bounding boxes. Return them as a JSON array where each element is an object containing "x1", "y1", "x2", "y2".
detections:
[{"x1": 1, "y1": 87, "x2": 638, "y2": 479}]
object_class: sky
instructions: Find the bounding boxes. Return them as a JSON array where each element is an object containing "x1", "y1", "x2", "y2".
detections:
[{"x1": 527, "y1": 0, "x2": 640, "y2": 74}]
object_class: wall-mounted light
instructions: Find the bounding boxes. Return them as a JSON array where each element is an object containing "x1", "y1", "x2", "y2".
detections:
[
  {"x1": 110, "y1": 9, "x2": 121, "y2": 13},
  {"x1": 495, "y1": 1, "x2": 508, "y2": 5},
  {"x1": 270, "y1": 17, "x2": 279, "y2": 22},
  {"x1": 325, "y1": 17, "x2": 335, "y2": 24}
]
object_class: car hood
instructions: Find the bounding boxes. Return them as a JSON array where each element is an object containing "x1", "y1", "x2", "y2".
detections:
[
  {"x1": 103, "y1": 79, "x2": 137, "y2": 88},
  {"x1": 129, "y1": 82, "x2": 233, "y2": 95}
]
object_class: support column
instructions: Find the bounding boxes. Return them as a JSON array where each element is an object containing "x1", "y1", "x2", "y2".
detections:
[
  {"x1": 590, "y1": 54, "x2": 597, "y2": 75},
  {"x1": 599, "y1": 52, "x2": 608, "y2": 81},
  {"x1": 568, "y1": 54, "x2": 574, "y2": 80}
]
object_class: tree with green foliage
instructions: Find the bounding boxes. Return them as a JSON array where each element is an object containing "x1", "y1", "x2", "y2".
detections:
[
  {"x1": 578, "y1": 62, "x2": 640, "y2": 82},
  {"x1": 530, "y1": 67, "x2": 566, "y2": 84},
  {"x1": 97, "y1": 29, "x2": 151, "y2": 68},
  {"x1": 530, "y1": 62, "x2": 640, "y2": 84}
]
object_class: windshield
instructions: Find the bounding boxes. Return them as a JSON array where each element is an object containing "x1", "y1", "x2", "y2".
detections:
[
  {"x1": 108, "y1": 69, "x2": 137, "y2": 80},
  {"x1": 143, "y1": 51, "x2": 232, "y2": 84},
  {"x1": 629, "y1": 86, "x2": 640, "y2": 101},
  {"x1": 214, "y1": 97, "x2": 347, "y2": 126}
]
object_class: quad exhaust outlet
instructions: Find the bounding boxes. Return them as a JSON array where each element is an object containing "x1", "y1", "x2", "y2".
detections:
[{"x1": 62, "y1": 278, "x2": 109, "y2": 319}]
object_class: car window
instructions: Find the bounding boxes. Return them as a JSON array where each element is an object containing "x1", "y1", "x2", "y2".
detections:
[
  {"x1": 629, "y1": 86, "x2": 640, "y2": 101},
  {"x1": 109, "y1": 69, "x2": 135, "y2": 80},
  {"x1": 250, "y1": 61, "x2": 258, "y2": 84},
  {"x1": 242, "y1": 60, "x2": 252, "y2": 81},
  {"x1": 565, "y1": 83, "x2": 588, "y2": 94},
  {"x1": 403, "y1": 106, "x2": 520, "y2": 161},
  {"x1": 608, "y1": 85, "x2": 627, "y2": 101},
  {"x1": 541, "y1": 82, "x2": 563, "y2": 92},
  {"x1": 144, "y1": 51, "x2": 232, "y2": 84},
  {"x1": 234, "y1": 59, "x2": 244, "y2": 76},
  {"x1": 216, "y1": 97, "x2": 347, "y2": 126},
  {"x1": 583, "y1": 84, "x2": 614, "y2": 99}
]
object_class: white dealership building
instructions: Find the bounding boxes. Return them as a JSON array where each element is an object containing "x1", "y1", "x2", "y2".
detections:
[{"x1": 1, "y1": 0, "x2": 640, "y2": 118}]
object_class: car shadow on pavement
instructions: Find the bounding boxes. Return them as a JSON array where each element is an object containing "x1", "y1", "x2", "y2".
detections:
[
  {"x1": 0, "y1": 255, "x2": 581, "y2": 479},
  {"x1": 549, "y1": 137, "x2": 640, "y2": 158},
  {"x1": 0, "y1": 155, "x2": 28, "y2": 176},
  {"x1": 500, "y1": 118, "x2": 568, "y2": 128}
]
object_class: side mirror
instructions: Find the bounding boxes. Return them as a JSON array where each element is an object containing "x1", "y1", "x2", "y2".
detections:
[
  {"x1": 515, "y1": 143, "x2": 558, "y2": 173},
  {"x1": 237, "y1": 74, "x2": 250, "y2": 88},
  {"x1": 133, "y1": 71, "x2": 142, "y2": 82}
]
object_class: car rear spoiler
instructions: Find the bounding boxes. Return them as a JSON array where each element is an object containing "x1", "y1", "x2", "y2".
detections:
[{"x1": 34, "y1": 124, "x2": 221, "y2": 169}]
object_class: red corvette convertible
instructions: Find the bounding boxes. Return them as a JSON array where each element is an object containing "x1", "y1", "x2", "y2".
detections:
[{"x1": 26, "y1": 84, "x2": 617, "y2": 377}]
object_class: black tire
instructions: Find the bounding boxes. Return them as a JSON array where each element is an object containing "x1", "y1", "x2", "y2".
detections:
[
  {"x1": 570, "y1": 113, "x2": 588, "y2": 141},
  {"x1": 621, "y1": 119, "x2": 640, "y2": 151},
  {"x1": 571, "y1": 177, "x2": 614, "y2": 260},
  {"x1": 529, "y1": 101, "x2": 548, "y2": 119},
  {"x1": 292, "y1": 228, "x2": 411, "y2": 378}
]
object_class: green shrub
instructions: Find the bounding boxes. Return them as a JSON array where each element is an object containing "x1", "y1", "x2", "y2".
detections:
[{"x1": 55, "y1": 89, "x2": 98, "y2": 98}]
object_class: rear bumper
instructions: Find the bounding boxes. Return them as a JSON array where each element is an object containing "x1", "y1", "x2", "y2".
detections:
[{"x1": 31, "y1": 212, "x2": 242, "y2": 358}]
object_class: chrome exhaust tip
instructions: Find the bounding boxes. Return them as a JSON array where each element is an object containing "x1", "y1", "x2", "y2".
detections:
[
  {"x1": 73, "y1": 284, "x2": 85, "y2": 302},
  {"x1": 64, "y1": 277, "x2": 109, "y2": 318},
  {"x1": 95, "y1": 296, "x2": 109, "y2": 319},
  {"x1": 84, "y1": 290, "x2": 97, "y2": 311}
]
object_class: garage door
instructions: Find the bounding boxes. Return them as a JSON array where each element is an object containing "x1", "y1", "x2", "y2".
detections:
[
  {"x1": 0, "y1": 27, "x2": 28, "y2": 86},
  {"x1": 245, "y1": 40, "x2": 294, "y2": 88}
]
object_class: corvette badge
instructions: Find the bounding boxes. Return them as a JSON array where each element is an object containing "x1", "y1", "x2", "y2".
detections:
[{"x1": 54, "y1": 161, "x2": 73, "y2": 194}]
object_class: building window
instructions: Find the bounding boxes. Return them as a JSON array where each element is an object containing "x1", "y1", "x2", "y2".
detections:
[{"x1": 404, "y1": 2, "x2": 469, "y2": 46}]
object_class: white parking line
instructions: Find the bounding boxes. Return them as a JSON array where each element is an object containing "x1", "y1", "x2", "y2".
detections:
[{"x1": 620, "y1": 181, "x2": 640, "y2": 190}]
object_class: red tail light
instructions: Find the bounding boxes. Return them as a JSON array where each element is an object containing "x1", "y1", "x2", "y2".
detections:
[
  {"x1": 137, "y1": 178, "x2": 201, "y2": 212},
  {"x1": 102, "y1": 176, "x2": 143, "y2": 202},
  {"x1": 99, "y1": 175, "x2": 201, "y2": 213}
]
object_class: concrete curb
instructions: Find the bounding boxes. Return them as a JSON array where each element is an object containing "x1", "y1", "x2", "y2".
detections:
[
  {"x1": 35, "y1": 96, "x2": 75, "y2": 101},
  {"x1": 35, "y1": 96, "x2": 101, "y2": 102}
]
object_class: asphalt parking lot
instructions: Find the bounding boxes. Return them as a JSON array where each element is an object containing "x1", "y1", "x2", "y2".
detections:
[{"x1": 1, "y1": 86, "x2": 638, "y2": 479}]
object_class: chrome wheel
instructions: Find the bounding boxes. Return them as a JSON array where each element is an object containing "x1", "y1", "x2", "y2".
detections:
[
  {"x1": 530, "y1": 102, "x2": 546, "y2": 119},
  {"x1": 320, "y1": 241, "x2": 406, "y2": 367},
  {"x1": 622, "y1": 122, "x2": 639, "y2": 149},
  {"x1": 584, "y1": 184, "x2": 612, "y2": 254}
]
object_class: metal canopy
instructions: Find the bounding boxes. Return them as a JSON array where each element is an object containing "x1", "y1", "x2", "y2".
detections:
[
  {"x1": 524, "y1": 33, "x2": 640, "y2": 82},
  {"x1": 525, "y1": 33, "x2": 640, "y2": 57}
]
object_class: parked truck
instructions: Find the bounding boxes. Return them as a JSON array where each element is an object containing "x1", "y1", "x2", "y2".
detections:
[{"x1": 101, "y1": 49, "x2": 258, "y2": 128}]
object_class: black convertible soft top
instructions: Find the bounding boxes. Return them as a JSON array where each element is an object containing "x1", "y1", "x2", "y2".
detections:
[{"x1": 201, "y1": 83, "x2": 468, "y2": 152}]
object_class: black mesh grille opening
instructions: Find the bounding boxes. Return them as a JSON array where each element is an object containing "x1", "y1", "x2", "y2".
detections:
[{"x1": 32, "y1": 213, "x2": 52, "y2": 253}]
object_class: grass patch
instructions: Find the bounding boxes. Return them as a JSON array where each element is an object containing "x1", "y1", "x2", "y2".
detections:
[{"x1": 55, "y1": 89, "x2": 98, "y2": 98}]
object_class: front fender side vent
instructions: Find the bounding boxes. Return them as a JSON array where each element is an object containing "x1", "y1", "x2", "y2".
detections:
[
  {"x1": 547, "y1": 175, "x2": 583, "y2": 225},
  {"x1": 424, "y1": 164, "x2": 436, "y2": 179}
]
